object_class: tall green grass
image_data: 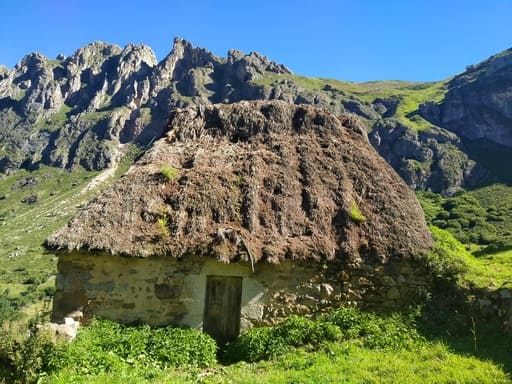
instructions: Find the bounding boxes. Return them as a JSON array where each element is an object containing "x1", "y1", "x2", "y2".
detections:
[{"x1": 19, "y1": 308, "x2": 508, "y2": 384}]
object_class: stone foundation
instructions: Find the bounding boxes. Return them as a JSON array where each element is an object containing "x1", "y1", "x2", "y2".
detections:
[
  {"x1": 466, "y1": 288, "x2": 512, "y2": 331},
  {"x1": 53, "y1": 252, "x2": 431, "y2": 330}
]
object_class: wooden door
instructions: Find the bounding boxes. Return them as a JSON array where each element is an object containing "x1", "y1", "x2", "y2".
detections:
[{"x1": 203, "y1": 275, "x2": 242, "y2": 345}]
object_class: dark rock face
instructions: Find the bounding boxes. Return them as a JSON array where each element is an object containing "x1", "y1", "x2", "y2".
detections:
[
  {"x1": 369, "y1": 121, "x2": 486, "y2": 194},
  {"x1": 420, "y1": 49, "x2": 512, "y2": 147}
]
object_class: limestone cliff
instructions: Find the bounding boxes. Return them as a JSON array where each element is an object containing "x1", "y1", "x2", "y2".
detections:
[
  {"x1": 0, "y1": 38, "x2": 295, "y2": 173},
  {"x1": 420, "y1": 49, "x2": 512, "y2": 147},
  {"x1": 1, "y1": 38, "x2": 511, "y2": 195}
]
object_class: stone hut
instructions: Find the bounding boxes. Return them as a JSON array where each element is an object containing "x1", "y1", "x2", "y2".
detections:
[{"x1": 47, "y1": 100, "x2": 432, "y2": 344}]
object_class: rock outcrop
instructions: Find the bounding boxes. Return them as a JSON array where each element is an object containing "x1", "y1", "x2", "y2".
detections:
[
  {"x1": 369, "y1": 121, "x2": 486, "y2": 194},
  {"x1": 420, "y1": 49, "x2": 512, "y2": 147},
  {"x1": 0, "y1": 38, "x2": 295, "y2": 173}
]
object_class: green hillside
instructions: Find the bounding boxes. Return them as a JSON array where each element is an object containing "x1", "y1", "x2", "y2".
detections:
[{"x1": 0, "y1": 147, "x2": 139, "y2": 322}]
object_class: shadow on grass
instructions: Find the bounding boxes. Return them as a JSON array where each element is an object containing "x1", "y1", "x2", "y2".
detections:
[{"x1": 417, "y1": 284, "x2": 512, "y2": 374}]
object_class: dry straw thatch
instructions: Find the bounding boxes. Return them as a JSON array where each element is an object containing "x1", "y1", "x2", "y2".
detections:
[{"x1": 47, "y1": 100, "x2": 432, "y2": 263}]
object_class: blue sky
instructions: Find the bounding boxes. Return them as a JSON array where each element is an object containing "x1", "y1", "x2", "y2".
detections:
[{"x1": 0, "y1": 0, "x2": 511, "y2": 82}]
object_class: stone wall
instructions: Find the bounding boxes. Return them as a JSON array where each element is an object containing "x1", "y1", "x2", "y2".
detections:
[
  {"x1": 466, "y1": 288, "x2": 512, "y2": 330},
  {"x1": 53, "y1": 252, "x2": 431, "y2": 329}
]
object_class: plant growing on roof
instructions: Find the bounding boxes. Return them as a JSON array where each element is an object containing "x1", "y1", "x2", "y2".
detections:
[
  {"x1": 349, "y1": 200, "x2": 366, "y2": 224},
  {"x1": 160, "y1": 164, "x2": 178, "y2": 181},
  {"x1": 157, "y1": 215, "x2": 169, "y2": 237}
]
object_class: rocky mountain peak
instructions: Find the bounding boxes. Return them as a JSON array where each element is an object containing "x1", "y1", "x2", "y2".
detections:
[
  {"x1": 119, "y1": 43, "x2": 157, "y2": 68},
  {"x1": 226, "y1": 48, "x2": 292, "y2": 83},
  {"x1": 420, "y1": 47, "x2": 512, "y2": 147},
  {"x1": 14, "y1": 52, "x2": 48, "y2": 70},
  {"x1": 0, "y1": 65, "x2": 9, "y2": 78},
  {"x1": 0, "y1": 38, "x2": 507, "y2": 195},
  {"x1": 68, "y1": 41, "x2": 122, "y2": 70},
  {"x1": 0, "y1": 37, "x2": 304, "y2": 173}
]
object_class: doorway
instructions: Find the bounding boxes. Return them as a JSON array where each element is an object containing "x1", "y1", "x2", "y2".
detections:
[{"x1": 203, "y1": 275, "x2": 242, "y2": 345}]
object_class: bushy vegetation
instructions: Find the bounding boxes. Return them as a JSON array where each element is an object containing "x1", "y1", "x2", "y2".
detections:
[
  {"x1": 420, "y1": 225, "x2": 512, "y2": 289},
  {"x1": 0, "y1": 294, "x2": 23, "y2": 324},
  {"x1": 0, "y1": 138, "x2": 511, "y2": 383},
  {"x1": 472, "y1": 183, "x2": 512, "y2": 249},
  {"x1": 417, "y1": 187, "x2": 512, "y2": 289},
  {"x1": 223, "y1": 315, "x2": 341, "y2": 362},
  {"x1": 50, "y1": 320, "x2": 217, "y2": 375},
  {"x1": 0, "y1": 322, "x2": 56, "y2": 384},
  {"x1": 422, "y1": 225, "x2": 469, "y2": 282},
  {"x1": 224, "y1": 308, "x2": 424, "y2": 364},
  {"x1": 320, "y1": 307, "x2": 423, "y2": 350},
  {"x1": 1, "y1": 306, "x2": 510, "y2": 383},
  {"x1": 417, "y1": 190, "x2": 501, "y2": 246},
  {"x1": 0, "y1": 319, "x2": 217, "y2": 384}
]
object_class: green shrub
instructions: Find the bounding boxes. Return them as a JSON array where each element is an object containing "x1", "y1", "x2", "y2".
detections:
[
  {"x1": 320, "y1": 307, "x2": 423, "y2": 350},
  {"x1": 417, "y1": 190, "x2": 500, "y2": 246},
  {"x1": 147, "y1": 327, "x2": 217, "y2": 367},
  {"x1": 226, "y1": 309, "x2": 424, "y2": 364},
  {"x1": 52, "y1": 319, "x2": 216, "y2": 376},
  {"x1": 422, "y1": 226, "x2": 469, "y2": 281},
  {"x1": 0, "y1": 296, "x2": 21, "y2": 324},
  {"x1": 0, "y1": 322, "x2": 57, "y2": 384},
  {"x1": 160, "y1": 164, "x2": 178, "y2": 181},
  {"x1": 224, "y1": 326, "x2": 288, "y2": 362},
  {"x1": 275, "y1": 316, "x2": 341, "y2": 347},
  {"x1": 224, "y1": 315, "x2": 341, "y2": 363}
]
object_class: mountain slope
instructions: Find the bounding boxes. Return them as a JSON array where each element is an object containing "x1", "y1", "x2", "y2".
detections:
[{"x1": 1, "y1": 38, "x2": 512, "y2": 194}]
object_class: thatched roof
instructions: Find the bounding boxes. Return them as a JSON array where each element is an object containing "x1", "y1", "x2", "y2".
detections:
[{"x1": 47, "y1": 100, "x2": 432, "y2": 263}]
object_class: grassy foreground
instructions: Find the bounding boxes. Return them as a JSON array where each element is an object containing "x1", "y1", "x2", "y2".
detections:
[
  {"x1": 46, "y1": 343, "x2": 509, "y2": 384},
  {"x1": 1, "y1": 308, "x2": 509, "y2": 384}
]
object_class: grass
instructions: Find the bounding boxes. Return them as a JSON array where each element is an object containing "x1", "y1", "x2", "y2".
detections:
[
  {"x1": 31, "y1": 310, "x2": 511, "y2": 384},
  {"x1": 1, "y1": 91, "x2": 512, "y2": 381},
  {"x1": 0, "y1": 308, "x2": 506, "y2": 384},
  {"x1": 0, "y1": 145, "x2": 141, "y2": 317},
  {"x1": 157, "y1": 216, "x2": 169, "y2": 237},
  {"x1": 44, "y1": 343, "x2": 509, "y2": 384},
  {"x1": 160, "y1": 164, "x2": 179, "y2": 181},
  {"x1": 462, "y1": 248, "x2": 512, "y2": 289},
  {"x1": 205, "y1": 343, "x2": 509, "y2": 384},
  {"x1": 37, "y1": 105, "x2": 73, "y2": 132},
  {"x1": 0, "y1": 166, "x2": 99, "y2": 308},
  {"x1": 0, "y1": 169, "x2": 510, "y2": 382},
  {"x1": 417, "y1": 186, "x2": 512, "y2": 290}
]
